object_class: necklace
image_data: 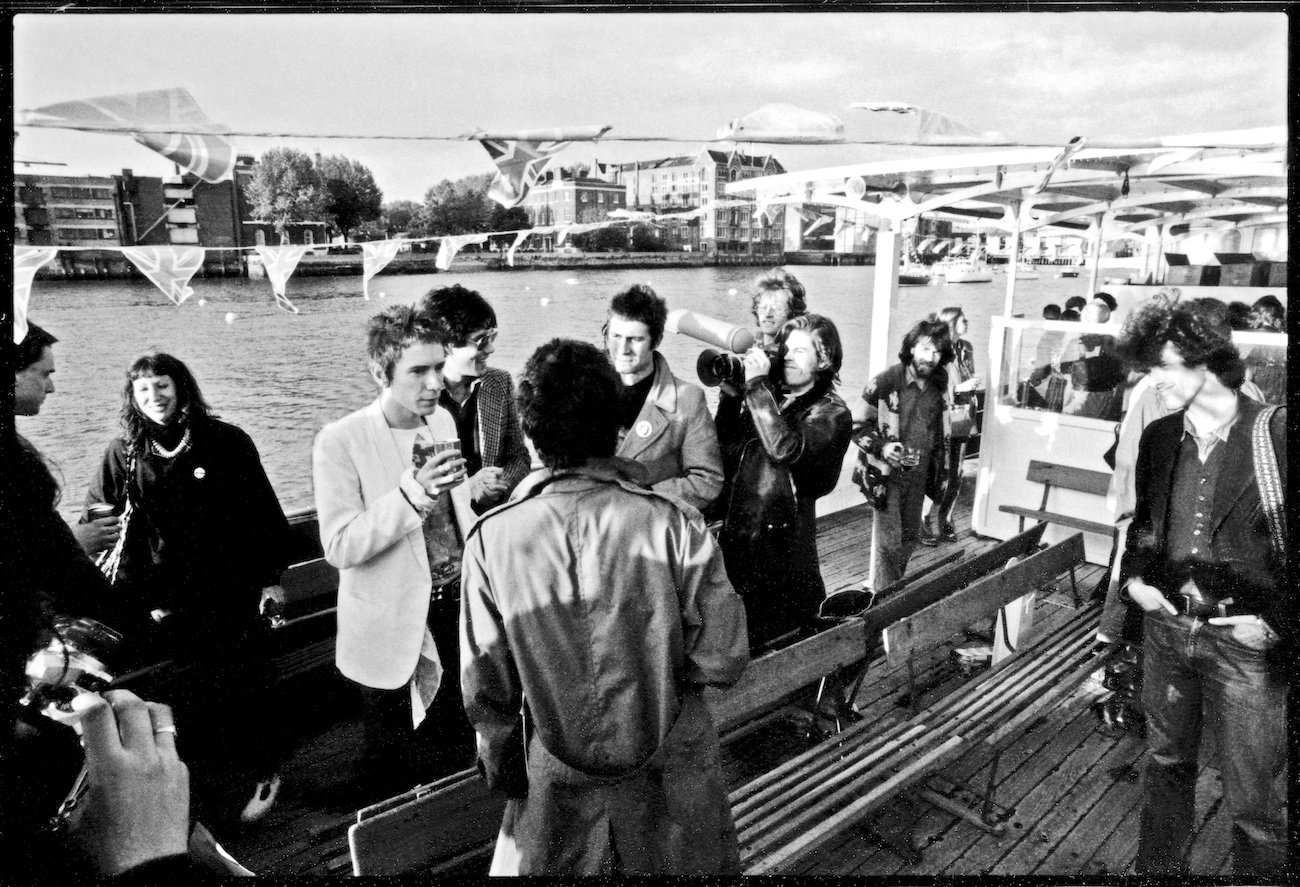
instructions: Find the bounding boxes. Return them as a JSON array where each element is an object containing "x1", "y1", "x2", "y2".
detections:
[{"x1": 150, "y1": 427, "x2": 192, "y2": 459}]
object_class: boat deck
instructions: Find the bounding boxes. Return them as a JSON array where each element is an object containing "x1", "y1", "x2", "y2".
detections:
[{"x1": 222, "y1": 494, "x2": 1231, "y2": 877}]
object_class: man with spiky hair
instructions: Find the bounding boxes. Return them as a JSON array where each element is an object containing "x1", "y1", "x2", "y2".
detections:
[
  {"x1": 460, "y1": 338, "x2": 747, "y2": 876},
  {"x1": 604, "y1": 283, "x2": 723, "y2": 512},
  {"x1": 1116, "y1": 298, "x2": 1287, "y2": 877}
]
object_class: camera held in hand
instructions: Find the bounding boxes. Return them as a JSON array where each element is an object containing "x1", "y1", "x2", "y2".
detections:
[{"x1": 696, "y1": 344, "x2": 785, "y2": 389}]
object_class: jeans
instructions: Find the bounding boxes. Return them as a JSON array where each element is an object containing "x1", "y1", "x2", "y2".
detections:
[
  {"x1": 1138, "y1": 608, "x2": 1288, "y2": 876},
  {"x1": 870, "y1": 471, "x2": 926, "y2": 591}
]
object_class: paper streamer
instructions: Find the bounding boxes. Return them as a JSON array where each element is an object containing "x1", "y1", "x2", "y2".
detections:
[
  {"x1": 121, "y1": 246, "x2": 205, "y2": 305},
  {"x1": 435, "y1": 234, "x2": 489, "y2": 271},
  {"x1": 361, "y1": 240, "x2": 402, "y2": 299},
  {"x1": 12, "y1": 247, "x2": 59, "y2": 343},
  {"x1": 254, "y1": 245, "x2": 310, "y2": 314}
]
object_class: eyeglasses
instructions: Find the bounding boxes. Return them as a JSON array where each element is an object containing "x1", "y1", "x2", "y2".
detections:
[{"x1": 467, "y1": 329, "x2": 498, "y2": 350}]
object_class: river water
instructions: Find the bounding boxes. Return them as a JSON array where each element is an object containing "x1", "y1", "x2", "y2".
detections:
[{"x1": 21, "y1": 265, "x2": 1085, "y2": 517}]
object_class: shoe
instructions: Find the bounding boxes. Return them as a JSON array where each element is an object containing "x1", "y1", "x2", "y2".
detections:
[
  {"x1": 240, "y1": 773, "x2": 282, "y2": 823},
  {"x1": 939, "y1": 522, "x2": 958, "y2": 544},
  {"x1": 918, "y1": 515, "x2": 939, "y2": 547}
]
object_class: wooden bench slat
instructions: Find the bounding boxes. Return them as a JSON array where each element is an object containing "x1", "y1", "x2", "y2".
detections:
[
  {"x1": 883, "y1": 533, "x2": 1086, "y2": 666},
  {"x1": 999, "y1": 505, "x2": 1116, "y2": 538},
  {"x1": 1025, "y1": 459, "x2": 1112, "y2": 497}
]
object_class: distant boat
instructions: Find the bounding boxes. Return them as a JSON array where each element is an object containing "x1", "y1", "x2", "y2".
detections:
[
  {"x1": 1057, "y1": 268, "x2": 1080, "y2": 278},
  {"x1": 898, "y1": 262, "x2": 932, "y2": 286},
  {"x1": 932, "y1": 254, "x2": 993, "y2": 284}
]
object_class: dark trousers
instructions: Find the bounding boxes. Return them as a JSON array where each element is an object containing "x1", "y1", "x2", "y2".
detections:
[
  {"x1": 1138, "y1": 609, "x2": 1287, "y2": 876},
  {"x1": 871, "y1": 471, "x2": 927, "y2": 591},
  {"x1": 935, "y1": 438, "x2": 969, "y2": 528},
  {"x1": 358, "y1": 593, "x2": 477, "y2": 787}
]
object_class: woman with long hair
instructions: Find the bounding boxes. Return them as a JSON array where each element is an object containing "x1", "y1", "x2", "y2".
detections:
[
  {"x1": 923, "y1": 306, "x2": 983, "y2": 544},
  {"x1": 84, "y1": 351, "x2": 292, "y2": 829}
]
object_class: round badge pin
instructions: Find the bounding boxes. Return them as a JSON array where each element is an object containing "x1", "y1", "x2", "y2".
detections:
[
  {"x1": 194, "y1": 467, "x2": 206, "y2": 479},
  {"x1": 635, "y1": 420, "x2": 652, "y2": 438}
]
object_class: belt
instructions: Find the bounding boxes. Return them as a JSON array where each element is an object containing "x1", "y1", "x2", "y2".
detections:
[
  {"x1": 1171, "y1": 593, "x2": 1253, "y2": 620},
  {"x1": 430, "y1": 577, "x2": 461, "y2": 605}
]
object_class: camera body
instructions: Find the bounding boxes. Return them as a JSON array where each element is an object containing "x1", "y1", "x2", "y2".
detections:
[{"x1": 696, "y1": 343, "x2": 785, "y2": 389}]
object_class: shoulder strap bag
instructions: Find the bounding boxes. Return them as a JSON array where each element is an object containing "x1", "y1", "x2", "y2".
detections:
[{"x1": 1251, "y1": 405, "x2": 1285, "y2": 564}]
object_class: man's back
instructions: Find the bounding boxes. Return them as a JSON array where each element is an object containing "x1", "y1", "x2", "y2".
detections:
[{"x1": 461, "y1": 464, "x2": 747, "y2": 773}]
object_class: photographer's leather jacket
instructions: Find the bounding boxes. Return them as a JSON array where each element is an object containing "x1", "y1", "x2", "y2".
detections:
[{"x1": 714, "y1": 376, "x2": 852, "y2": 627}]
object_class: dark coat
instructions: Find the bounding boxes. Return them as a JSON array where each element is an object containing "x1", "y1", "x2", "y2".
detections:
[
  {"x1": 715, "y1": 377, "x2": 852, "y2": 644},
  {"x1": 1120, "y1": 398, "x2": 1289, "y2": 642}
]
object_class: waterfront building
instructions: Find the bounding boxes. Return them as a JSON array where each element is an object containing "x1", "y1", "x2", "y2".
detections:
[
  {"x1": 14, "y1": 173, "x2": 121, "y2": 247},
  {"x1": 615, "y1": 150, "x2": 785, "y2": 258},
  {"x1": 234, "y1": 154, "x2": 331, "y2": 251},
  {"x1": 519, "y1": 169, "x2": 627, "y2": 251}
]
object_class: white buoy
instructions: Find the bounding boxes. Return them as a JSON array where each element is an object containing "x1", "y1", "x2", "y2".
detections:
[
  {"x1": 540, "y1": 297, "x2": 552, "y2": 307},
  {"x1": 378, "y1": 291, "x2": 387, "y2": 298},
  {"x1": 564, "y1": 278, "x2": 579, "y2": 285},
  {"x1": 727, "y1": 288, "x2": 738, "y2": 296},
  {"x1": 224, "y1": 312, "x2": 237, "y2": 324},
  {"x1": 197, "y1": 298, "x2": 207, "y2": 307}
]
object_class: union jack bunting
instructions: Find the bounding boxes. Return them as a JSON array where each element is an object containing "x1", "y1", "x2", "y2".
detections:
[
  {"x1": 478, "y1": 138, "x2": 571, "y2": 208},
  {"x1": 19, "y1": 87, "x2": 235, "y2": 183},
  {"x1": 361, "y1": 240, "x2": 403, "y2": 299},
  {"x1": 13, "y1": 247, "x2": 59, "y2": 343},
  {"x1": 435, "y1": 234, "x2": 488, "y2": 271},
  {"x1": 121, "y1": 246, "x2": 205, "y2": 306},
  {"x1": 254, "y1": 245, "x2": 310, "y2": 314}
]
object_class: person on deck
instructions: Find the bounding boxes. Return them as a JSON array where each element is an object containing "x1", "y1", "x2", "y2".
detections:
[
  {"x1": 749, "y1": 267, "x2": 808, "y2": 349},
  {"x1": 715, "y1": 313, "x2": 853, "y2": 650},
  {"x1": 312, "y1": 305, "x2": 476, "y2": 806},
  {"x1": 84, "y1": 351, "x2": 292, "y2": 828},
  {"x1": 604, "y1": 283, "x2": 723, "y2": 512},
  {"x1": 854, "y1": 316, "x2": 953, "y2": 592},
  {"x1": 922, "y1": 306, "x2": 982, "y2": 545},
  {"x1": 1116, "y1": 298, "x2": 1288, "y2": 877},
  {"x1": 416, "y1": 285, "x2": 532, "y2": 514},
  {"x1": 460, "y1": 338, "x2": 749, "y2": 876}
]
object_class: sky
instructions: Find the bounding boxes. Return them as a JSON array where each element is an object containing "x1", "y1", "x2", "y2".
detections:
[{"x1": 12, "y1": 10, "x2": 1288, "y2": 204}]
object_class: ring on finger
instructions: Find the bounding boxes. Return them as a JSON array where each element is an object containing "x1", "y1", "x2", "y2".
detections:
[{"x1": 154, "y1": 724, "x2": 178, "y2": 737}]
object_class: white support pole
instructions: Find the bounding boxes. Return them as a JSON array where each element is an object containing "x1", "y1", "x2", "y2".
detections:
[
  {"x1": 1002, "y1": 199, "x2": 1023, "y2": 318},
  {"x1": 869, "y1": 220, "x2": 901, "y2": 379},
  {"x1": 1085, "y1": 214, "x2": 1105, "y2": 297}
]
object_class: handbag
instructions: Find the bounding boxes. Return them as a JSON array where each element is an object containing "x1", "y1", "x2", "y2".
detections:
[
  {"x1": 94, "y1": 452, "x2": 136, "y2": 585},
  {"x1": 1251, "y1": 405, "x2": 1285, "y2": 565}
]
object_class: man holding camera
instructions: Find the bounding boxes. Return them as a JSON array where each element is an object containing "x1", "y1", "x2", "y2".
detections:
[
  {"x1": 605, "y1": 284, "x2": 723, "y2": 512},
  {"x1": 854, "y1": 316, "x2": 954, "y2": 591},
  {"x1": 312, "y1": 305, "x2": 476, "y2": 805},
  {"x1": 715, "y1": 314, "x2": 853, "y2": 650}
]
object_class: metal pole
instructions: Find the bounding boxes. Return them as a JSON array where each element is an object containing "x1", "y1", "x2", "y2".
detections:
[
  {"x1": 1002, "y1": 199, "x2": 1023, "y2": 318},
  {"x1": 1085, "y1": 213, "x2": 1104, "y2": 296},
  {"x1": 868, "y1": 220, "x2": 900, "y2": 379}
]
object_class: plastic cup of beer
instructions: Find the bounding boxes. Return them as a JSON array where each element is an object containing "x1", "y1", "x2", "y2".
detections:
[
  {"x1": 432, "y1": 439, "x2": 460, "y2": 457},
  {"x1": 899, "y1": 445, "x2": 922, "y2": 470},
  {"x1": 87, "y1": 503, "x2": 117, "y2": 520}
]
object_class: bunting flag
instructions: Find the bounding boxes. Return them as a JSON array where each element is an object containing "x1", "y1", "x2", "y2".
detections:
[
  {"x1": 505, "y1": 229, "x2": 534, "y2": 267},
  {"x1": 361, "y1": 240, "x2": 403, "y2": 299},
  {"x1": 19, "y1": 87, "x2": 235, "y2": 182},
  {"x1": 435, "y1": 234, "x2": 489, "y2": 271},
  {"x1": 851, "y1": 102, "x2": 1007, "y2": 145},
  {"x1": 120, "y1": 246, "x2": 205, "y2": 305},
  {"x1": 555, "y1": 222, "x2": 606, "y2": 246},
  {"x1": 478, "y1": 138, "x2": 572, "y2": 208},
  {"x1": 12, "y1": 248, "x2": 59, "y2": 343},
  {"x1": 254, "y1": 245, "x2": 310, "y2": 314},
  {"x1": 717, "y1": 103, "x2": 845, "y2": 144}
]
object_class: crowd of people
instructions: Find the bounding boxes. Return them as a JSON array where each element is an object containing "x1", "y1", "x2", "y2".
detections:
[{"x1": 2, "y1": 269, "x2": 1287, "y2": 878}]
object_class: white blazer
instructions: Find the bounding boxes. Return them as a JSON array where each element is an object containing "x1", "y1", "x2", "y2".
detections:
[{"x1": 312, "y1": 397, "x2": 473, "y2": 690}]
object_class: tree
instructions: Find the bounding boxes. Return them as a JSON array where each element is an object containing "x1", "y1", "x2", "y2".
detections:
[
  {"x1": 243, "y1": 148, "x2": 327, "y2": 242},
  {"x1": 416, "y1": 173, "x2": 494, "y2": 236},
  {"x1": 630, "y1": 224, "x2": 666, "y2": 252},
  {"x1": 379, "y1": 199, "x2": 421, "y2": 237},
  {"x1": 573, "y1": 225, "x2": 627, "y2": 252},
  {"x1": 318, "y1": 155, "x2": 383, "y2": 242}
]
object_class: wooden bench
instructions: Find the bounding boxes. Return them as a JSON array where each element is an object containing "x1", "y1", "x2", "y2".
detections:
[
  {"x1": 268, "y1": 509, "x2": 339, "y2": 681},
  {"x1": 345, "y1": 526, "x2": 1052, "y2": 876},
  {"x1": 731, "y1": 532, "x2": 1106, "y2": 874},
  {"x1": 999, "y1": 459, "x2": 1125, "y2": 597}
]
